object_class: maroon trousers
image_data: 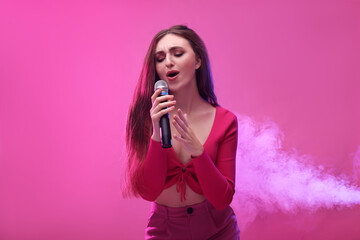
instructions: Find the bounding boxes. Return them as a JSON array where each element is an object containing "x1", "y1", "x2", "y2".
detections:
[{"x1": 145, "y1": 200, "x2": 240, "y2": 240}]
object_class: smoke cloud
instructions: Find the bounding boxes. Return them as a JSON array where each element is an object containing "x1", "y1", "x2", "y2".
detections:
[{"x1": 231, "y1": 115, "x2": 360, "y2": 229}]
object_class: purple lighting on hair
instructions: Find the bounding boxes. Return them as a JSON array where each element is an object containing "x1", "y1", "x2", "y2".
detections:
[{"x1": 231, "y1": 115, "x2": 360, "y2": 229}]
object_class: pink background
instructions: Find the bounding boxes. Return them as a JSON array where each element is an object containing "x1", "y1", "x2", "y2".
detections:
[{"x1": 1, "y1": 0, "x2": 359, "y2": 239}]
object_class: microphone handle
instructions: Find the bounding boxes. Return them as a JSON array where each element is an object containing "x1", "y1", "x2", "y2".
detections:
[{"x1": 160, "y1": 110, "x2": 172, "y2": 148}]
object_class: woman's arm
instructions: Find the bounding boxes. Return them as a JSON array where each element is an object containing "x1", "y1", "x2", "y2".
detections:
[
  {"x1": 138, "y1": 138, "x2": 167, "y2": 201},
  {"x1": 138, "y1": 88, "x2": 176, "y2": 201},
  {"x1": 192, "y1": 115, "x2": 238, "y2": 210}
]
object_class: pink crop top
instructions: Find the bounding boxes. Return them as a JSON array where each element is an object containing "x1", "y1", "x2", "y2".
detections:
[{"x1": 138, "y1": 106, "x2": 238, "y2": 210}]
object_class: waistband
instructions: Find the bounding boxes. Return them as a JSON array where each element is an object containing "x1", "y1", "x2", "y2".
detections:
[{"x1": 151, "y1": 200, "x2": 212, "y2": 218}]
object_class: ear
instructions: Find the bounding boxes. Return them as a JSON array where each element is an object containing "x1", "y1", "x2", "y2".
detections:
[{"x1": 195, "y1": 56, "x2": 201, "y2": 70}]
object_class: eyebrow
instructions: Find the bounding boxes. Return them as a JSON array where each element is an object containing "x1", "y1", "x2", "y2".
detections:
[{"x1": 155, "y1": 46, "x2": 184, "y2": 55}]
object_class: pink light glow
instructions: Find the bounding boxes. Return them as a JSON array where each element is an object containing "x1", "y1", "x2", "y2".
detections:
[{"x1": 0, "y1": 0, "x2": 359, "y2": 239}]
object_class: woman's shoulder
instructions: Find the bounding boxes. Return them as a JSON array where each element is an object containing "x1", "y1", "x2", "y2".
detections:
[
  {"x1": 215, "y1": 105, "x2": 237, "y2": 122},
  {"x1": 211, "y1": 105, "x2": 238, "y2": 140}
]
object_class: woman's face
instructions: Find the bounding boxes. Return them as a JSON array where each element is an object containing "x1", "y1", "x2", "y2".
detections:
[{"x1": 155, "y1": 34, "x2": 201, "y2": 93}]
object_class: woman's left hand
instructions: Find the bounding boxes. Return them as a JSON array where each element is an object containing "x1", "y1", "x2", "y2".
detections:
[{"x1": 172, "y1": 108, "x2": 204, "y2": 158}]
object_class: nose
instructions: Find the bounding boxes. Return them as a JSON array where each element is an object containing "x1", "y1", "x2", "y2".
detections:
[{"x1": 165, "y1": 54, "x2": 174, "y2": 68}]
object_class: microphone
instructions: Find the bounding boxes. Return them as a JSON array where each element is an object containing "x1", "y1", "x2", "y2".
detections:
[{"x1": 154, "y1": 80, "x2": 172, "y2": 148}]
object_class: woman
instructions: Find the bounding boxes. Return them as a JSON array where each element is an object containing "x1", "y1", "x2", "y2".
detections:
[{"x1": 125, "y1": 25, "x2": 240, "y2": 239}]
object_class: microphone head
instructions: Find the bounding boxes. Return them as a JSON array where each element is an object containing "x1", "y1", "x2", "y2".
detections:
[{"x1": 154, "y1": 80, "x2": 169, "y2": 94}]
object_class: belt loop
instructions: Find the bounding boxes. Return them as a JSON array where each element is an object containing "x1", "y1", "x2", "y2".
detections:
[
  {"x1": 205, "y1": 199, "x2": 210, "y2": 213},
  {"x1": 165, "y1": 204, "x2": 169, "y2": 219},
  {"x1": 187, "y1": 209, "x2": 191, "y2": 226}
]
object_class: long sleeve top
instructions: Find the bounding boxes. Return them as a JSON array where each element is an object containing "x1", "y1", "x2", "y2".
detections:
[{"x1": 138, "y1": 106, "x2": 238, "y2": 210}]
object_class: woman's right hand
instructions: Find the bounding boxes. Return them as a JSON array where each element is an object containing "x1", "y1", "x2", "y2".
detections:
[{"x1": 150, "y1": 87, "x2": 176, "y2": 142}]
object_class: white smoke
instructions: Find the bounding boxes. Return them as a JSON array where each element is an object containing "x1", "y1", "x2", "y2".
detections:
[{"x1": 231, "y1": 115, "x2": 360, "y2": 229}]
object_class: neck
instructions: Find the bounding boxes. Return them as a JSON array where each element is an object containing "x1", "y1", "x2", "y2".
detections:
[{"x1": 171, "y1": 81, "x2": 206, "y2": 116}]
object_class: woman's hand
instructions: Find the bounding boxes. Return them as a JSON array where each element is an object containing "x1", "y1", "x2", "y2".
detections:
[
  {"x1": 172, "y1": 108, "x2": 204, "y2": 158},
  {"x1": 150, "y1": 87, "x2": 176, "y2": 142}
]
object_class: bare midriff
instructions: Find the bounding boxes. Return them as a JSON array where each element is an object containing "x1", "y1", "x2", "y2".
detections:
[{"x1": 155, "y1": 184, "x2": 206, "y2": 207}]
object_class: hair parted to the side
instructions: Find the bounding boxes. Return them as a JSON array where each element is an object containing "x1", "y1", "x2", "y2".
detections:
[{"x1": 123, "y1": 25, "x2": 219, "y2": 197}]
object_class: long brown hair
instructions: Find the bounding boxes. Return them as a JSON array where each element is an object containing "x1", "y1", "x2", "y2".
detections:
[{"x1": 123, "y1": 25, "x2": 218, "y2": 197}]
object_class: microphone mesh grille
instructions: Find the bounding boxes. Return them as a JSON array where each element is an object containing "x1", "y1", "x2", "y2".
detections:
[{"x1": 154, "y1": 80, "x2": 168, "y2": 93}]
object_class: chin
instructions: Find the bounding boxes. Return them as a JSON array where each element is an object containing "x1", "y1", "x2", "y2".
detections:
[{"x1": 168, "y1": 82, "x2": 183, "y2": 92}]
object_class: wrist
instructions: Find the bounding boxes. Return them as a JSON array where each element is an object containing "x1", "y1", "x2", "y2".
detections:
[
  {"x1": 151, "y1": 134, "x2": 161, "y2": 143},
  {"x1": 191, "y1": 147, "x2": 204, "y2": 158},
  {"x1": 151, "y1": 124, "x2": 161, "y2": 142}
]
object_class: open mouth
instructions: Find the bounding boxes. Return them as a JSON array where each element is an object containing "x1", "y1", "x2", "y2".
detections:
[{"x1": 167, "y1": 71, "x2": 179, "y2": 78}]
